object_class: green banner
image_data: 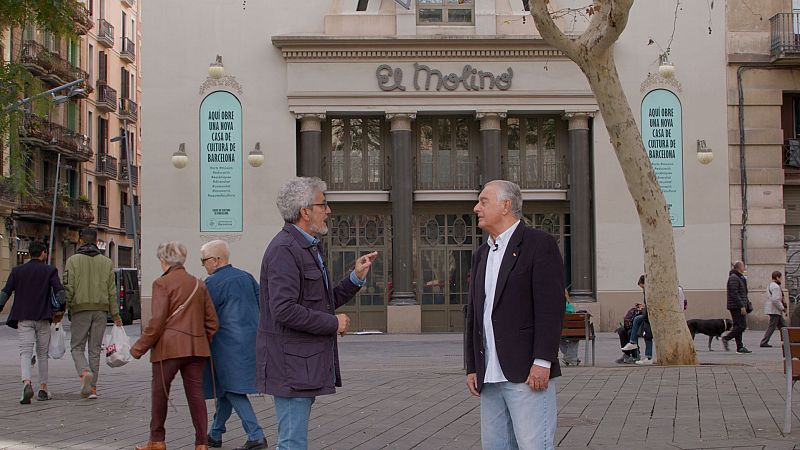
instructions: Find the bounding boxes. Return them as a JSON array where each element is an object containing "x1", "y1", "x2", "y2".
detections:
[
  {"x1": 641, "y1": 89, "x2": 684, "y2": 227},
  {"x1": 199, "y1": 91, "x2": 242, "y2": 232}
]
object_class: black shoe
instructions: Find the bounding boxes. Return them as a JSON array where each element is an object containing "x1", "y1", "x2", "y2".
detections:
[
  {"x1": 736, "y1": 347, "x2": 752, "y2": 354},
  {"x1": 721, "y1": 338, "x2": 730, "y2": 352},
  {"x1": 233, "y1": 438, "x2": 268, "y2": 450},
  {"x1": 760, "y1": 344, "x2": 772, "y2": 348},
  {"x1": 20, "y1": 383, "x2": 33, "y2": 404},
  {"x1": 36, "y1": 390, "x2": 52, "y2": 401},
  {"x1": 207, "y1": 434, "x2": 222, "y2": 448}
]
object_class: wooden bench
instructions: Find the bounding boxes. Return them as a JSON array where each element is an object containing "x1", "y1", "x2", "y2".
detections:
[
  {"x1": 562, "y1": 312, "x2": 596, "y2": 366},
  {"x1": 780, "y1": 327, "x2": 800, "y2": 434}
]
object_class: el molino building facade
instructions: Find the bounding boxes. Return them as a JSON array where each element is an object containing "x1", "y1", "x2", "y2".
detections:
[{"x1": 142, "y1": 0, "x2": 742, "y2": 332}]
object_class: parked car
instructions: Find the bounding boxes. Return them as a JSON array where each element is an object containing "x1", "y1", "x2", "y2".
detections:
[{"x1": 114, "y1": 268, "x2": 140, "y2": 325}]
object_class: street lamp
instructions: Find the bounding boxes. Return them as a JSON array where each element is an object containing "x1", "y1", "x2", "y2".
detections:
[
  {"x1": 658, "y1": 52, "x2": 675, "y2": 79},
  {"x1": 208, "y1": 55, "x2": 224, "y2": 79},
  {"x1": 697, "y1": 139, "x2": 713, "y2": 164},
  {"x1": 248, "y1": 142, "x2": 264, "y2": 167},
  {"x1": 172, "y1": 143, "x2": 188, "y2": 169}
]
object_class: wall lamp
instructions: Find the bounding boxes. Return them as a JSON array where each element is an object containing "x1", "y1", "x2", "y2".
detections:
[
  {"x1": 172, "y1": 143, "x2": 189, "y2": 169},
  {"x1": 208, "y1": 55, "x2": 224, "y2": 80}
]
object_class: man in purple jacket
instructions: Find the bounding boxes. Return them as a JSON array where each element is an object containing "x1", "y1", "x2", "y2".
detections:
[
  {"x1": 256, "y1": 177, "x2": 377, "y2": 450},
  {"x1": 0, "y1": 241, "x2": 65, "y2": 404}
]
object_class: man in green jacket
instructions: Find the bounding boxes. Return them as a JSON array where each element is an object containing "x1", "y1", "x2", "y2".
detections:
[{"x1": 65, "y1": 227, "x2": 120, "y2": 399}]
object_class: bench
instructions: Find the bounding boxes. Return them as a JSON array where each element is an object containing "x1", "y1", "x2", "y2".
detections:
[
  {"x1": 780, "y1": 327, "x2": 800, "y2": 434},
  {"x1": 562, "y1": 312, "x2": 596, "y2": 366}
]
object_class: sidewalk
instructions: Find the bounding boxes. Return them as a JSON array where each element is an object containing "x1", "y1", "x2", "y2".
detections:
[{"x1": 0, "y1": 322, "x2": 797, "y2": 449}]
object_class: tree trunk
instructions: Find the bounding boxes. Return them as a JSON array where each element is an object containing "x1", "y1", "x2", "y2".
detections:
[{"x1": 580, "y1": 51, "x2": 697, "y2": 365}]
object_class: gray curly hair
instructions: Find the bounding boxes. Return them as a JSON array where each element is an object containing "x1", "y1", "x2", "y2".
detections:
[
  {"x1": 156, "y1": 241, "x2": 187, "y2": 267},
  {"x1": 276, "y1": 177, "x2": 327, "y2": 223}
]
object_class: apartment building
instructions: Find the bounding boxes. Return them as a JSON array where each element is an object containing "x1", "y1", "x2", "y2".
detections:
[
  {"x1": 83, "y1": 0, "x2": 141, "y2": 268},
  {"x1": 0, "y1": 0, "x2": 141, "y2": 290}
]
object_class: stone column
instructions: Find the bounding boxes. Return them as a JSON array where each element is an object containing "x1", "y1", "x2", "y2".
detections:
[
  {"x1": 477, "y1": 112, "x2": 505, "y2": 184},
  {"x1": 297, "y1": 114, "x2": 325, "y2": 178},
  {"x1": 387, "y1": 113, "x2": 420, "y2": 333},
  {"x1": 565, "y1": 112, "x2": 595, "y2": 302}
]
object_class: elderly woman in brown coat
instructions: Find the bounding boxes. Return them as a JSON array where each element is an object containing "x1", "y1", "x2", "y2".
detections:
[{"x1": 131, "y1": 241, "x2": 219, "y2": 450}]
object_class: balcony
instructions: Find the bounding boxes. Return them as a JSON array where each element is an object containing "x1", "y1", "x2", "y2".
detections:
[
  {"x1": 73, "y1": 3, "x2": 93, "y2": 34},
  {"x1": 121, "y1": 0, "x2": 136, "y2": 7},
  {"x1": 121, "y1": 37, "x2": 135, "y2": 63},
  {"x1": 20, "y1": 115, "x2": 93, "y2": 162},
  {"x1": 119, "y1": 97, "x2": 138, "y2": 123},
  {"x1": 20, "y1": 41, "x2": 91, "y2": 89},
  {"x1": 118, "y1": 162, "x2": 139, "y2": 188},
  {"x1": 97, "y1": 19, "x2": 114, "y2": 48},
  {"x1": 96, "y1": 81, "x2": 117, "y2": 112},
  {"x1": 15, "y1": 189, "x2": 94, "y2": 227},
  {"x1": 770, "y1": 13, "x2": 800, "y2": 62},
  {"x1": 95, "y1": 154, "x2": 118, "y2": 179},
  {"x1": 97, "y1": 205, "x2": 109, "y2": 226}
]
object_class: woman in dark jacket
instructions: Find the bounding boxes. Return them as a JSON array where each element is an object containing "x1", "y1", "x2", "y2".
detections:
[{"x1": 131, "y1": 241, "x2": 219, "y2": 450}]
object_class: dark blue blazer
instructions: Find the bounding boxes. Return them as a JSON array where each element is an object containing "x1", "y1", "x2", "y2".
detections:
[
  {"x1": 2, "y1": 259, "x2": 65, "y2": 321},
  {"x1": 465, "y1": 223, "x2": 565, "y2": 392}
]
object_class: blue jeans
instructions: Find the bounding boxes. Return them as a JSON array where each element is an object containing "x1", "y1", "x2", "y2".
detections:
[
  {"x1": 209, "y1": 392, "x2": 264, "y2": 442},
  {"x1": 274, "y1": 396, "x2": 315, "y2": 450},
  {"x1": 628, "y1": 315, "x2": 654, "y2": 358},
  {"x1": 480, "y1": 381, "x2": 557, "y2": 450}
]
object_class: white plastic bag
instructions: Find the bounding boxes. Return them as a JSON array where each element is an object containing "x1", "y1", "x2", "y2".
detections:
[
  {"x1": 103, "y1": 326, "x2": 132, "y2": 368},
  {"x1": 48, "y1": 324, "x2": 66, "y2": 359}
]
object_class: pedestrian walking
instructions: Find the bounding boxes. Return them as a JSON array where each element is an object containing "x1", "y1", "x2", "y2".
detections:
[
  {"x1": 131, "y1": 241, "x2": 219, "y2": 450},
  {"x1": 760, "y1": 270, "x2": 786, "y2": 348},
  {"x1": 465, "y1": 179, "x2": 565, "y2": 450},
  {"x1": 722, "y1": 261, "x2": 751, "y2": 354},
  {"x1": 200, "y1": 240, "x2": 267, "y2": 450},
  {"x1": 0, "y1": 241, "x2": 65, "y2": 403},
  {"x1": 256, "y1": 177, "x2": 377, "y2": 450},
  {"x1": 64, "y1": 227, "x2": 121, "y2": 399}
]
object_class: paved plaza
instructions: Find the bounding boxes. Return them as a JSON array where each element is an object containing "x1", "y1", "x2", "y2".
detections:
[{"x1": 0, "y1": 321, "x2": 797, "y2": 450}]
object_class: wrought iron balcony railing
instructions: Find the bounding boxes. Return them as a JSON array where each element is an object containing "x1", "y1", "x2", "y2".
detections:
[
  {"x1": 118, "y1": 162, "x2": 139, "y2": 188},
  {"x1": 74, "y1": 3, "x2": 93, "y2": 34},
  {"x1": 119, "y1": 97, "x2": 138, "y2": 123},
  {"x1": 97, "y1": 19, "x2": 114, "y2": 47},
  {"x1": 95, "y1": 154, "x2": 118, "y2": 179},
  {"x1": 121, "y1": 37, "x2": 135, "y2": 62},
  {"x1": 770, "y1": 13, "x2": 800, "y2": 61},
  {"x1": 96, "y1": 81, "x2": 117, "y2": 112},
  {"x1": 20, "y1": 115, "x2": 93, "y2": 162},
  {"x1": 16, "y1": 188, "x2": 94, "y2": 225},
  {"x1": 20, "y1": 40, "x2": 91, "y2": 89}
]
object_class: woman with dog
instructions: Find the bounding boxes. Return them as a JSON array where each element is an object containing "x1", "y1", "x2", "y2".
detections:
[{"x1": 759, "y1": 271, "x2": 787, "y2": 348}]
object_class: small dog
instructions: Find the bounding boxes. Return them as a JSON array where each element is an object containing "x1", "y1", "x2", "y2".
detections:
[{"x1": 686, "y1": 319, "x2": 733, "y2": 351}]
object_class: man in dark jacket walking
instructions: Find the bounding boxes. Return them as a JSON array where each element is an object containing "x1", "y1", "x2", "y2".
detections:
[
  {"x1": 256, "y1": 177, "x2": 378, "y2": 450},
  {"x1": 722, "y1": 261, "x2": 751, "y2": 354},
  {"x1": 0, "y1": 241, "x2": 65, "y2": 403}
]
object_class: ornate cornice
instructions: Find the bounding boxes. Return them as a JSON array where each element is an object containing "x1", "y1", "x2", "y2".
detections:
[
  {"x1": 279, "y1": 48, "x2": 563, "y2": 61},
  {"x1": 199, "y1": 75, "x2": 244, "y2": 96},
  {"x1": 639, "y1": 72, "x2": 682, "y2": 94},
  {"x1": 272, "y1": 35, "x2": 564, "y2": 62}
]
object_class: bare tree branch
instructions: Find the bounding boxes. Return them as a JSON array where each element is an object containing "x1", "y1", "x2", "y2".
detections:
[
  {"x1": 529, "y1": 0, "x2": 581, "y2": 61},
  {"x1": 578, "y1": 0, "x2": 634, "y2": 55}
]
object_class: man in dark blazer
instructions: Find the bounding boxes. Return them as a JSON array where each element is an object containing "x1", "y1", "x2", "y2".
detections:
[
  {"x1": 256, "y1": 177, "x2": 377, "y2": 450},
  {"x1": 465, "y1": 180, "x2": 565, "y2": 450}
]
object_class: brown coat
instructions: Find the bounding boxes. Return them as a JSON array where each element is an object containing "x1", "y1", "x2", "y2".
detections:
[{"x1": 131, "y1": 265, "x2": 218, "y2": 362}]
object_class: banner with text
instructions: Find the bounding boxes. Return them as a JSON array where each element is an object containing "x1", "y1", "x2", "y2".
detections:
[
  {"x1": 200, "y1": 91, "x2": 242, "y2": 232},
  {"x1": 641, "y1": 88, "x2": 684, "y2": 227}
]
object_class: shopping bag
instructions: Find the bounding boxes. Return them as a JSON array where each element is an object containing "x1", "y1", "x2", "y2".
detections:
[
  {"x1": 48, "y1": 324, "x2": 66, "y2": 359},
  {"x1": 104, "y1": 326, "x2": 132, "y2": 368}
]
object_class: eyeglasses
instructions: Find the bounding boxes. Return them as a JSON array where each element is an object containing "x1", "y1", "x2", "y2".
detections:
[
  {"x1": 200, "y1": 256, "x2": 217, "y2": 265},
  {"x1": 309, "y1": 202, "x2": 328, "y2": 209}
]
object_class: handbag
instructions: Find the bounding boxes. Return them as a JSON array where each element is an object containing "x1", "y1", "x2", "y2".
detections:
[{"x1": 745, "y1": 300, "x2": 754, "y2": 314}]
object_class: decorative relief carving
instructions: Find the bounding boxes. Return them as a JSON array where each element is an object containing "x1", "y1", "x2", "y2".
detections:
[
  {"x1": 639, "y1": 72, "x2": 682, "y2": 94},
  {"x1": 199, "y1": 75, "x2": 244, "y2": 96},
  {"x1": 200, "y1": 234, "x2": 243, "y2": 242}
]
